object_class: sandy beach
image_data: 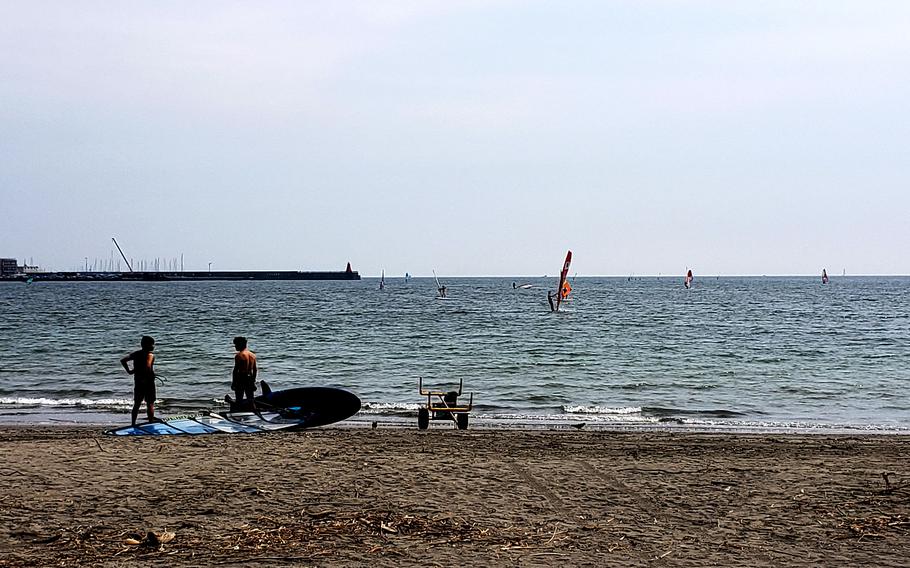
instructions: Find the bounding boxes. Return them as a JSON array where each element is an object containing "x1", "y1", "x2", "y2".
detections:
[{"x1": 0, "y1": 427, "x2": 908, "y2": 567}]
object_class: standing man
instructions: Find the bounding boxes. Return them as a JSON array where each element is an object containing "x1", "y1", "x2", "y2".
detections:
[
  {"x1": 120, "y1": 335, "x2": 157, "y2": 426},
  {"x1": 232, "y1": 336, "x2": 258, "y2": 407}
]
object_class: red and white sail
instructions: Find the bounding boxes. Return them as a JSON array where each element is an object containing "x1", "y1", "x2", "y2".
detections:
[
  {"x1": 684, "y1": 269, "x2": 693, "y2": 289},
  {"x1": 556, "y1": 250, "x2": 572, "y2": 311}
]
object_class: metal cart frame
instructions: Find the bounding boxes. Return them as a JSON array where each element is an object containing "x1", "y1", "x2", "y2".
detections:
[{"x1": 417, "y1": 377, "x2": 473, "y2": 430}]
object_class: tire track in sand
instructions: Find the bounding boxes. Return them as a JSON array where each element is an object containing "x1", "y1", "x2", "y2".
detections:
[{"x1": 507, "y1": 461, "x2": 566, "y2": 514}]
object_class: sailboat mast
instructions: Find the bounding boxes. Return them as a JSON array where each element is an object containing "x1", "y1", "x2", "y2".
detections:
[{"x1": 112, "y1": 237, "x2": 133, "y2": 272}]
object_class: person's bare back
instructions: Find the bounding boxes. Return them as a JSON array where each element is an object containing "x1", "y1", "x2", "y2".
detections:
[
  {"x1": 234, "y1": 349, "x2": 257, "y2": 378},
  {"x1": 231, "y1": 336, "x2": 258, "y2": 404}
]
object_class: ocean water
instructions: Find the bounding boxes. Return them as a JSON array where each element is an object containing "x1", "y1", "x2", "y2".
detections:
[{"x1": 0, "y1": 276, "x2": 908, "y2": 431}]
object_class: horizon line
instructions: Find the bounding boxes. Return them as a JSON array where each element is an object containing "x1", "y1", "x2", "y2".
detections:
[{"x1": 365, "y1": 273, "x2": 910, "y2": 278}]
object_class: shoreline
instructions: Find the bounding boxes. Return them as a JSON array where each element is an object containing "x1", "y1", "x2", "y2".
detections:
[
  {"x1": 1, "y1": 427, "x2": 908, "y2": 566},
  {"x1": 1, "y1": 411, "x2": 909, "y2": 436}
]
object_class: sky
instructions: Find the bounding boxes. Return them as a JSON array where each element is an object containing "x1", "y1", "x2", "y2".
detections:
[{"x1": 1, "y1": 1, "x2": 908, "y2": 276}]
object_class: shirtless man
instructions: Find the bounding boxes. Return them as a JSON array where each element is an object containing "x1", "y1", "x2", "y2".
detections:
[
  {"x1": 232, "y1": 336, "x2": 258, "y2": 406},
  {"x1": 120, "y1": 336, "x2": 156, "y2": 426}
]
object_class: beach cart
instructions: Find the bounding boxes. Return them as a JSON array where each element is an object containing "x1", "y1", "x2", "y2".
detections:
[{"x1": 417, "y1": 377, "x2": 473, "y2": 430}]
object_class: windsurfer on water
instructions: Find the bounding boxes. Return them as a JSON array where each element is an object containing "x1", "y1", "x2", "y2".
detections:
[{"x1": 549, "y1": 279, "x2": 571, "y2": 312}]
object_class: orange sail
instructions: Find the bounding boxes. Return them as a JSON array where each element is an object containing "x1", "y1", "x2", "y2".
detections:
[{"x1": 556, "y1": 250, "x2": 572, "y2": 311}]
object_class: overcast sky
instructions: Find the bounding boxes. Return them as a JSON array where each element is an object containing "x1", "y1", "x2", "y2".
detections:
[{"x1": 1, "y1": 1, "x2": 908, "y2": 276}]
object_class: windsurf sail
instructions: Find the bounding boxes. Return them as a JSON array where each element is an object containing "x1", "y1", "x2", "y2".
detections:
[
  {"x1": 379, "y1": 270, "x2": 385, "y2": 290},
  {"x1": 684, "y1": 269, "x2": 693, "y2": 289},
  {"x1": 822, "y1": 269, "x2": 828, "y2": 284},
  {"x1": 555, "y1": 250, "x2": 572, "y2": 311},
  {"x1": 433, "y1": 270, "x2": 447, "y2": 298}
]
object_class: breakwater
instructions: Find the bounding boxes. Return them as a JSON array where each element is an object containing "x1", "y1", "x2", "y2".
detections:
[{"x1": 0, "y1": 270, "x2": 361, "y2": 282}]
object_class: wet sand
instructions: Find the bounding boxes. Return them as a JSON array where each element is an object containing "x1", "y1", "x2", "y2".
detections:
[{"x1": 0, "y1": 427, "x2": 908, "y2": 567}]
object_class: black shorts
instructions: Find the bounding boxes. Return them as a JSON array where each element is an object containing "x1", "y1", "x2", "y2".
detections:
[
  {"x1": 134, "y1": 376, "x2": 156, "y2": 404},
  {"x1": 232, "y1": 376, "x2": 255, "y2": 393}
]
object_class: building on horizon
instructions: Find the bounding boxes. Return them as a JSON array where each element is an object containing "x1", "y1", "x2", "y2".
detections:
[{"x1": 1, "y1": 258, "x2": 18, "y2": 277}]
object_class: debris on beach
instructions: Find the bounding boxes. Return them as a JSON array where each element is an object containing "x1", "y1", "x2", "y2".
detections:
[
  {"x1": 209, "y1": 511, "x2": 568, "y2": 558},
  {"x1": 842, "y1": 515, "x2": 909, "y2": 539},
  {"x1": 122, "y1": 530, "x2": 175, "y2": 549}
]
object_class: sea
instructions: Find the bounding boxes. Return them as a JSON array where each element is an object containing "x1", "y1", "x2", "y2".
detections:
[{"x1": 0, "y1": 276, "x2": 908, "y2": 433}]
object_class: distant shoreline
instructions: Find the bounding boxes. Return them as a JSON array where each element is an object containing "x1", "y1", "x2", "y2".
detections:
[
  {"x1": 4, "y1": 273, "x2": 910, "y2": 281},
  {"x1": 0, "y1": 269, "x2": 360, "y2": 282}
]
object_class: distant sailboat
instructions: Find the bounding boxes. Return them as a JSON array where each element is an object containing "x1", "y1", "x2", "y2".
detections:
[
  {"x1": 822, "y1": 269, "x2": 829, "y2": 284},
  {"x1": 379, "y1": 270, "x2": 385, "y2": 290},
  {"x1": 684, "y1": 269, "x2": 693, "y2": 289},
  {"x1": 433, "y1": 270, "x2": 447, "y2": 299}
]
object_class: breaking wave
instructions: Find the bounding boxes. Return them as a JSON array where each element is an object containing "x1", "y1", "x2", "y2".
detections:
[
  {"x1": 564, "y1": 405, "x2": 643, "y2": 415},
  {"x1": 0, "y1": 397, "x2": 133, "y2": 409}
]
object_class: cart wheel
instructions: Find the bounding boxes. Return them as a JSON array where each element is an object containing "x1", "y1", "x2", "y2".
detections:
[
  {"x1": 418, "y1": 408, "x2": 429, "y2": 430},
  {"x1": 457, "y1": 412, "x2": 469, "y2": 430}
]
